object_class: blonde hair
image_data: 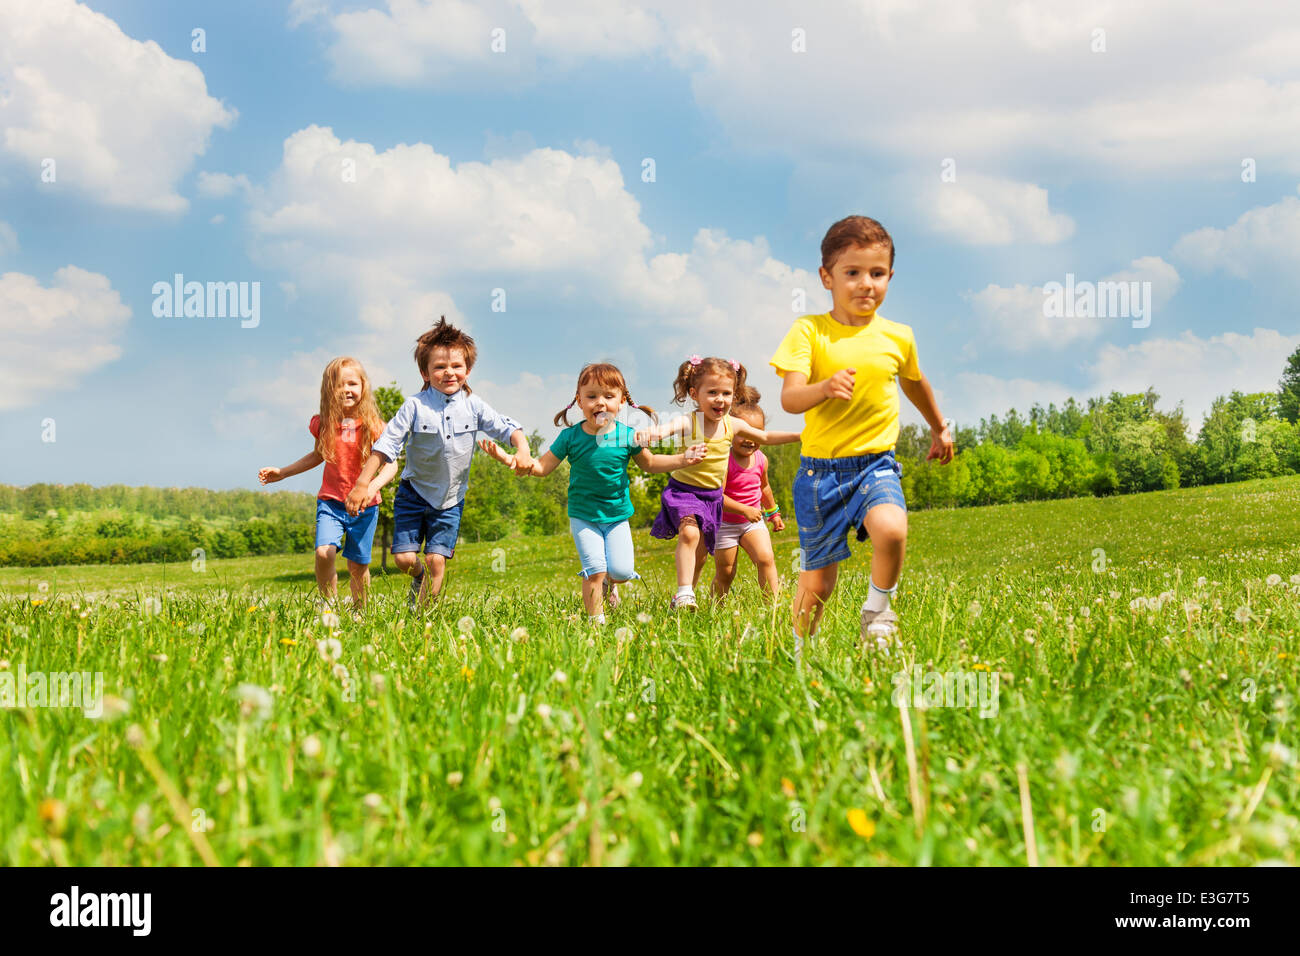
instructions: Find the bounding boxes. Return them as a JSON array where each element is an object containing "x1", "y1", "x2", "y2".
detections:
[{"x1": 316, "y1": 357, "x2": 384, "y2": 463}]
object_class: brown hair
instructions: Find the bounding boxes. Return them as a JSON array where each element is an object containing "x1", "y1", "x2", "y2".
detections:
[
  {"x1": 731, "y1": 386, "x2": 765, "y2": 428},
  {"x1": 821, "y1": 215, "x2": 894, "y2": 270},
  {"x1": 414, "y1": 316, "x2": 477, "y2": 394},
  {"x1": 670, "y1": 356, "x2": 749, "y2": 407},
  {"x1": 316, "y1": 357, "x2": 384, "y2": 464},
  {"x1": 553, "y1": 363, "x2": 656, "y2": 427}
]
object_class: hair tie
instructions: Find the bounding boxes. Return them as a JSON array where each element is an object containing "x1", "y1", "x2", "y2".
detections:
[
  {"x1": 729, "y1": 359, "x2": 740, "y2": 371},
  {"x1": 628, "y1": 399, "x2": 638, "y2": 408},
  {"x1": 687, "y1": 354, "x2": 702, "y2": 366}
]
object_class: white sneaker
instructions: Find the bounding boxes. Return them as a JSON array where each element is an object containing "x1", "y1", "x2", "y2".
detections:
[{"x1": 670, "y1": 593, "x2": 698, "y2": 612}]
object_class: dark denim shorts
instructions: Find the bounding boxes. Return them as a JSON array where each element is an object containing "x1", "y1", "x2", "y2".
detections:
[
  {"x1": 792, "y1": 450, "x2": 906, "y2": 572},
  {"x1": 391, "y1": 480, "x2": 463, "y2": 558}
]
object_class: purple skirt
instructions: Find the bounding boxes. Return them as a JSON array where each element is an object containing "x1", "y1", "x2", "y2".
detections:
[{"x1": 651, "y1": 478, "x2": 724, "y2": 553}]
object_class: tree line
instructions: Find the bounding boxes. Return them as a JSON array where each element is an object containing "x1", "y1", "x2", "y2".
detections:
[{"x1": 4, "y1": 347, "x2": 1299, "y2": 567}]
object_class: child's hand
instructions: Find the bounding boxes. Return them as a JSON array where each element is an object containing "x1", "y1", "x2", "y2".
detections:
[
  {"x1": 478, "y1": 437, "x2": 517, "y2": 468},
  {"x1": 634, "y1": 427, "x2": 656, "y2": 448},
  {"x1": 822, "y1": 368, "x2": 856, "y2": 401},
  {"x1": 928, "y1": 424, "x2": 955, "y2": 465},
  {"x1": 257, "y1": 467, "x2": 281, "y2": 484},
  {"x1": 682, "y1": 442, "x2": 707, "y2": 465},
  {"x1": 740, "y1": 504, "x2": 762, "y2": 522},
  {"x1": 344, "y1": 486, "x2": 367, "y2": 516},
  {"x1": 512, "y1": 450, "x2": 536, "y2": 477},
  {"x1": 771, "y1": 513, "x2": 786, "y2": 532}
]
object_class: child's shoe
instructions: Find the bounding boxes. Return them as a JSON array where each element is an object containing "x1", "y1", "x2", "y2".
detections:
[
  {"x1": 602, "y1": 579, "x2": 621, "y2": 610},
  {"x1": 669, "y1": 593, "x2": 698, "y2": 612},
  {"x1": 407, "y1": 571, "x2": 425, "y2": 611},
  {"x1": 860, "y1": 607, "x2": 899, "y2": 648}
]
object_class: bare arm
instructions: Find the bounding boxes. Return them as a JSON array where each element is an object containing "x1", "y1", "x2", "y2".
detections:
[
  {"x1": 899, "y1": 374, "x2": 954, "y2": 464},
  {"x1": 731, "y1": 418, "x2": 800, "y2": 446},
  {"x1": 258, "y1": 449, "x2": 324, "y2": 484},
  {"x1": 345, "y1": 451, "x2": 389, "y2": 513},
  {"x1": 722, "y1": 492, "x2": 761, "y2": 522},
  {"x1": 633, "y1": 443, "x2": 707, "y2": 474},
  {"x1": 634, "y1": 415, "x2": 691, "y2": 447},
  {"x1": 477, "y1": 438, "x2": 562, "y2": 477},
  {"x1": 366, "y1": 457, "x2": 401, "y2": 498}
]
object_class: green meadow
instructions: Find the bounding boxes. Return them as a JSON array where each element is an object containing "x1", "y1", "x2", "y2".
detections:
[{"x1": 1, "y1": 476, "x2": 1297, "y2": 865}]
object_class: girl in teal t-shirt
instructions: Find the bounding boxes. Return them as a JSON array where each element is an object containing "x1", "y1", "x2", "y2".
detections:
[{"x1": 479, "y1": 363, "x2": 705, "y2": 624}]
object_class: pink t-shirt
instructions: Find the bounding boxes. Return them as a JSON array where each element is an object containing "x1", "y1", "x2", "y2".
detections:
[
  {"x1": 722, "y1": 450, "x2": 767, "y2": 524},
  {"x1": 310, "y1": 415, "x2": 382, "y2": 507}
]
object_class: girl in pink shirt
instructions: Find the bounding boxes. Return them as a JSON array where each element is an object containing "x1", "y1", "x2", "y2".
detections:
[{"x1": 711, "y1": 396, "x2": 787, "y2": 601}]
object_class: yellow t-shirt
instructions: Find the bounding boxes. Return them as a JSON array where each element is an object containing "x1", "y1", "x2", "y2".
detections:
[
  {"x1": 669, "y1": 412, "x2": 734, "y2": 489},
  {"x1": 769, "y1": 313, "x2": 921, "y2": 458}
]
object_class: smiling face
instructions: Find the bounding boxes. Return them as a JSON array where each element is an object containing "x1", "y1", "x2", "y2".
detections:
[
  {"x1": 820, "y1": 242, "x2": 894, "y2": 324},
  {"x1": 425, "y1": 346, "x2": 469, "y2": 395},
  {"x1": 689, "y1": 371, "x2": 736, "y2": 421},
  {"x1": 337, "y1": 365, "x2": 365, "y2": 414},
  {"x1": 576, "y1": 380, "x2": 624, "y2": 430},
  {"x1": 731, "y1": 406, "x2": 764, "y2": 454}
]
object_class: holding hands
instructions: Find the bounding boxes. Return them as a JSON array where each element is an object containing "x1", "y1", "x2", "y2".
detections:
[{"x1": 257, "y1": 466, "x2": 282, "y2": 484}]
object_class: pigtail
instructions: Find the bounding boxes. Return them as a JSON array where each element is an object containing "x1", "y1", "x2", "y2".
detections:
[
  {"x1": 670, "y1": 359, "x2": 697, "y2": 405},
  {"x1": 553, "y1": 398, "x2": 578, "y2": 428},
  {"x1": 627, "y1": 396, "x2": 658, "y2": 424}
]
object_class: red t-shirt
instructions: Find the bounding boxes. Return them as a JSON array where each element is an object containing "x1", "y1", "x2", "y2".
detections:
[
  {"x1": 722, "y1": 450, "x2": 767, "y2": 524},
  {"x1": 309, "y1": 415, "x2": 381, "y2": 507}
]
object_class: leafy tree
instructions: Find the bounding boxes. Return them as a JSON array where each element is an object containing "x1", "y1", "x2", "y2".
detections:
[
  {"x1": 372, "y1": 383, "x2": 406, "y2": 572},
  {"x1": 1279, "y1": 345, "x2": 1300, "y2": 424}
]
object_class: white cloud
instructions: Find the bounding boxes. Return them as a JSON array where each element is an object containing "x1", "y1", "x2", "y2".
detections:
[
  {"x1": 965, "y1": 256, "x2": 1181, "y2": 352},
  {"x1": 295, "y1": 0, "x2": 671, "y2": 86},
  {"x1": 0, "y1": 266, "x2": 131, "y2": 410},
  {"x1": 917, "y1": 173, "x2": 1075, "y2": 245},
  {"x1": 1172, "y1": 191, "x2": 1300, "y2": 279},
  {"x1": 0, "y1": 0, "x2": 235, "y2": 213},
  {"x1": 0, "y1": 221, "x2": 17, "y2": 256},
  {"x1": 927, "y1": 371, "x2": 1075, "y2": 428},
  {"x1": 197, "y1": 172, "x2": 253, "y2": 199},
  {"x1": 1088, "y1": 327, "x2": 1300, "y2": 431}
]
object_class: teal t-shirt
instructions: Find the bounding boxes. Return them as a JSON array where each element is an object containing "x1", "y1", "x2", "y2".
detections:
[{"x1": 548, "y1": 421, "x2": 643, "y2": 524}]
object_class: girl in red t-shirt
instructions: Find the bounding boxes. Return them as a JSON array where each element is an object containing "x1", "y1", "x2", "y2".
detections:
[{"x1": 258, "y1": 357, "x2": 396, "y2": 611}]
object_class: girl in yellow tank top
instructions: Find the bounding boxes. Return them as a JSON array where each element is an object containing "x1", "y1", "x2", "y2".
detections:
[{"x1": 635, "y1": 356, "x2": 801, "y2": 610}]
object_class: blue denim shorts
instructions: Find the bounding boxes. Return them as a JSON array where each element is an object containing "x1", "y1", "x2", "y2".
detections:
[
  {"x1": 315, "y1": 499, "x2": 379, "y2": 565},
  {"x1": 391, "y1": 480, "x2": 463, "y2": 558},
  {"x1": 792, "y1": 451, "x2": 906, "y2": 572}
]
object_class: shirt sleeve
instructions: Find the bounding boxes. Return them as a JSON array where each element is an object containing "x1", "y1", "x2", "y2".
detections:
[
  {"x1": 624, "y1": 423, "x2": 643, "y2": 457},
  {"x1": 309, "y1": 415, "x2": 321, "y2": 439},
  {"x1": 769, "y1": 316, "x2": 814, "y2": 379},
  {"x1": 898, "y1": 326, "x2": 922, "y2": 381},
  {"x1": 547, "y1": 426, "x2": 570, "y2": 462},
  {"x1": 371, "y1": 399, "x2": 415, "y2": 462},
  {"x1": 473, "y1": 395, "x2": 524, "y2": 445}
]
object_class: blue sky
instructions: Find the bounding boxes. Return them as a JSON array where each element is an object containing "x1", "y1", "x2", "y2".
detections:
[{"x1": 2, "y1": 0, "x2": 1299, "y2": 496}]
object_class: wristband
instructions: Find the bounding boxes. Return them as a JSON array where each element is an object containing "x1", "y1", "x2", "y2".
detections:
[{"x1": 762, "y1": 507, "x2": 780, "y2": 519}]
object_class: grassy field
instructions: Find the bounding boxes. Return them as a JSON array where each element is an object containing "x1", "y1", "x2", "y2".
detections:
[{"x1": 1, "y1": 476, "x2": 1298, "y2": 865}]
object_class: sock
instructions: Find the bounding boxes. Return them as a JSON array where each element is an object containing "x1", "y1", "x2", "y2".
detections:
[
  {"x1": 863, "y1": 580, "x2": 896, "y2": 615},
  {"x1": 676, "y1": 585, "x2": 695, "y2": 599}
]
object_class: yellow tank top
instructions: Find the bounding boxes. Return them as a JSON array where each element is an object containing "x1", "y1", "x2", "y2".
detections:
[{"x1": 669, "y1": 412, "x2": 733, "y2": 489}]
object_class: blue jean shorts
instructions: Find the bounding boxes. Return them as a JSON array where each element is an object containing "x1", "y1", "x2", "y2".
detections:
[
  {"x1": 315, "y1": 499, "x2": 379, "y2": 565},
  {"x1": 792, "y1": 450, "x2": 906, "y2": 572},
  {"x1": 391, "y1": 480, "x2": 463, "y2": 558},
  {"x1": 569, "y1": 516, "x2": 642, "y2": 581}
]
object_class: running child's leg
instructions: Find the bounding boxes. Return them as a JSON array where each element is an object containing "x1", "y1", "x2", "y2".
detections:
[
  {"x1": 862, "y1": 503, "x2": 907, "y2": 598},
  {"x1": 712, "y1": 546, "x2": 740, "y2": 599},
  {"x1": 570, "y1": 517, "x2": 611, "y2": 620},
  {"x1": 675, "y1": 517, "x2": 701, "y2": 587},
  {"x1": 738, "y1": 523, "x2": 778, "y2": 598},
  {"x1": 603, "y1": 520, "x2": 637, "y2": 585},
  {"x1": 315, "y1": 545, "x2": 339, "y2": 602},
  {"x1": 346, "y1": 559, "x2": 370, "y2": 609},
  {"x1": 793, "y1": 563, "x2": 838, "y2": 639},
  {"x1": 420, "y1": 553, "x2": 447, "y2": 603}
]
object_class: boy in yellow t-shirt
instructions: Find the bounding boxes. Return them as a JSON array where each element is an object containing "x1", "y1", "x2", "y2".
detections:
[{"x1": 769, "y1": 215, "x2": 954, "y2": 651}]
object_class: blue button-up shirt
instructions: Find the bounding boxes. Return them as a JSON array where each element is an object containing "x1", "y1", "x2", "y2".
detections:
[{"x1": 372, "y1": 387, "x2": 522, "y2": 510}]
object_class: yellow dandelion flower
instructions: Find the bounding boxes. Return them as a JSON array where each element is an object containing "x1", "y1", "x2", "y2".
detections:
[
  {"x1": 847, "y1": 808, "x2": 875, "y2": 839},
  {"x1": 248, "y1": 605, "x2": 258, "y2": 613},
  {"x1": 972, "y1": 662, "x2": 989, "y2": 672},
  {"x1": 1280, "y1": 653, "x2": 1290, "y2": 660},
  {"x1": 460, "y1": 666, "x2": 475, "y2": 680},
  {"x1": 280, "y1": 638, "x2": 297, "y2": 647},
  {"x1": 31, "y1": 599, "x2": 45, "y2": 607},
  {"x1": 781, "y1": 778, "x2": 796, "y2": 799}
]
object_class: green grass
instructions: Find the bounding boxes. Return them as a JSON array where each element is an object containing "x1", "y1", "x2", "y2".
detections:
[{"x1": 2, "y1": 476, "x2": 1298, "y2": 865}]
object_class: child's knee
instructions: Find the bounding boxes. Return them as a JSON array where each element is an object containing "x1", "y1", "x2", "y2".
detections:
[
  {"x1": 423, "y1": 552, "x2": 447, "y2": 571},
  {"x1": 347, "y1": 561, "x2": 369, "y2": 579},
  {"x1": 315, "y1": 545, "x2": 337, "y2": 561}
]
